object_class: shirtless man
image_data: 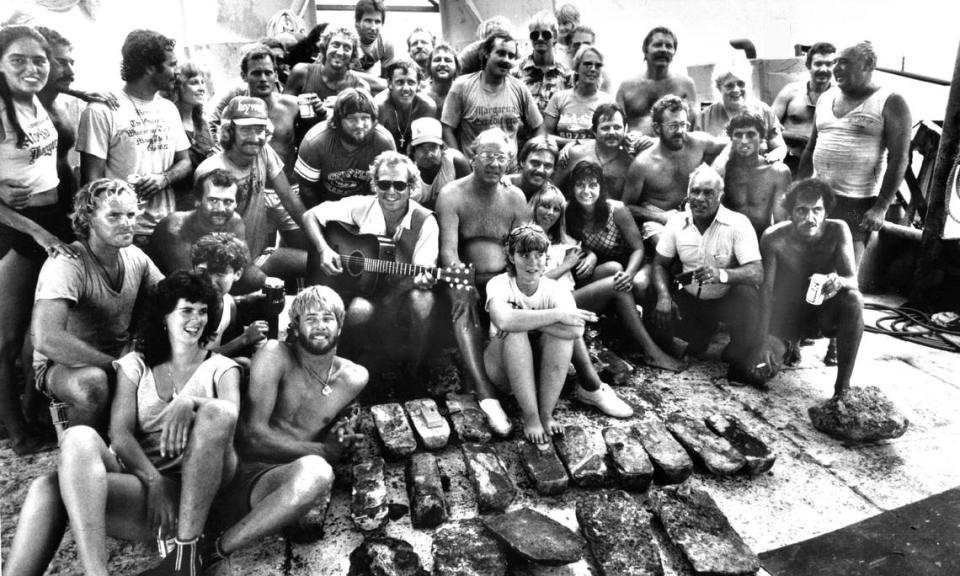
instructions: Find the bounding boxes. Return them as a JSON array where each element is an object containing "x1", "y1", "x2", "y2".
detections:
[
  {"x1": 722, "y1": 111, "x2": 792, "y2": 236},
  {"x1": 771, "y1": 42, "x2": 836, "y2": 174},
  {"x1": 622, "y1": 95, "x2": 726, "y2": 248},
  {"x1": 150, "y1": 169, "x2": 245, "y2": 274},
  {"x1": 553, "y1": 102, "x2": 637, "y2": 200},
  {"x1": 203, "y1": 286, "x2": 367, "y2": 570},
  {"x1": 436, "y1": 128, "x2": 529, "y2": 436},
  {"x1": 209, "y1": 45, "x2": 300, "y2": 177},
  {"x1": 615, "y1": 27, "x2": 698, "y2": 136},
  {"x1": 752, "y1": 178, "x2": 862, "y2": 398}
]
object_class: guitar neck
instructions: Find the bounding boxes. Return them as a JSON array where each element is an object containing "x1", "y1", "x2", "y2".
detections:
[{"x1": 344, "y1": 255, "x2": 431, "y2": 279}]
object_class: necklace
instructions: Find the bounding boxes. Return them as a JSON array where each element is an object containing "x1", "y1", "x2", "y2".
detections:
[
  {"x1": 301, "y1": 356, "x2": 335, "y2": 396},
  {"x1": 164, "y1": 348, "x2": 206, "y2": 398},
  {"x1": 393, "y1": 106, "x2": 411, "y2": 149},
  {"x1": 83, "y1": 240, "x2": 123, "y2": 291},
  {"x1": 122, "y1": 88, "x2": 148, "y2": 124}
]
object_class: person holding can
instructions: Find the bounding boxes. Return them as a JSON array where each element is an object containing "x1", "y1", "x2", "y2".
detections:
[{"x1": 752, "y1": 178, "x2": 863, "y2": 398}]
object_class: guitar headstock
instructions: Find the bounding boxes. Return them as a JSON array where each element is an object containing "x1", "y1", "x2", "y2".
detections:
[{"x1": 438, "y1": 262, "x2": 476, "y2": 289}]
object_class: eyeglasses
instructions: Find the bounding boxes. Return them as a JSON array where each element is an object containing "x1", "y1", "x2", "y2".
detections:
[
  {"x1": 661, "y1": 121, "x2": 690, "y2": 132},
  {"x1": 376, "y1": 180, "x2": 409, "y2": 192},
  {"x1": 476, "y1": 152, "x2": 510, "y2": 164},
  {"x1": 529, "y1": 30, "x2": 553, "y2": 42}
]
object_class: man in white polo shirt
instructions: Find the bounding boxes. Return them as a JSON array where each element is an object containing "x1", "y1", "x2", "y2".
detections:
[{"x1": 650, "y1": 164, "x2": 764, "y2": 384}]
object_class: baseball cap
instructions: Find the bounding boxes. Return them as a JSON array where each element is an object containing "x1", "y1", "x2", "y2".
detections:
[
  {"x1": 223, "y1": 96, "x2": 269, "y2": 126},
  {"x1": 409, "y1": 117, "x2": 443, "y2": 148}
]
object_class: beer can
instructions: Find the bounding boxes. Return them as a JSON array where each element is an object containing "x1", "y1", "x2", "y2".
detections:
[
  {"x1": 806, "y1": 273, "x2": 828, "y2": 305},
  {"x1": 298, "y1": 94, "x2": 315, "y2": 119}
]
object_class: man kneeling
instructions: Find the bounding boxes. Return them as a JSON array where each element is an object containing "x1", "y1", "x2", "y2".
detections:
[
  {"x1": 753, "y1": 178, "x2": 863, "y2": 398},
  {"x1": 204, "y1": 286, "x2": 367, "y2": 570},
  {"x1": 483, "y1": 225, "x2": 597, "y2": 444}
]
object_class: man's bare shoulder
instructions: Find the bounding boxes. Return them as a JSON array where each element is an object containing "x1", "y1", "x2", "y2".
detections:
[
  {"x1": 761, "y1": 221, "x2": 794, "y2": 248},
  {"x1": 777, "y1": 80, "x2": 807, "y2": 99},
  {"x1": 822, "y1": 219, "x2": 853, "y2": 242},
  {"x1": 252, "y1": 339, "x2": 295, "y2": 371},
  {"x1": 335, "y1": 356, "x2": 369, "y2": 390},
  {"x1": 436, "y1": 175, "x2": 472, "y2": 208},
  {"x1": 156, "y1": 211, "x2": 190, "y2": 235},
  {"x1": 272, "y1": 93, "x2": 300, "y2": 111}
]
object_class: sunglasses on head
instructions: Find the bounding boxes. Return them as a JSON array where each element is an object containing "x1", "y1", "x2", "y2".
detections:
[
  {"x1": 376, "y1": 180, "x2": 409, "y2": 192},
  {"x1": 529, "y1": 30, "x2": 553, "y2": 42}
]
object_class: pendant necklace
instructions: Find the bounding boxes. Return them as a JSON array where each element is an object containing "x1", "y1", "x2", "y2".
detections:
[
  {"x1": 303, "y1": 357, "x2": 335, "y2": 396},
  {"x1": 394, "y1": 107, "x2": 410, "y2": 149}
]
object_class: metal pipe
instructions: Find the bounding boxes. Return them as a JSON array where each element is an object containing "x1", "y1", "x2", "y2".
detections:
[{"x1": 876, "y1": 67, "x2": 950, "y2": 87}]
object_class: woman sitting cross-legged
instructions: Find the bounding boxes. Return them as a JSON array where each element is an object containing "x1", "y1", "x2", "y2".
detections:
[
  {"x1": 482, "y1": 224, "x2": 598, "y2": 444},
  {"x1": 563, "y1": 160, "x2": 684, "y2": 372},
  {"x1": 528, "y1": 186, "x2": 633, "y2": 417},
  {"x1": 3, "y1": 271, "x2": 241, "y2": 576}
]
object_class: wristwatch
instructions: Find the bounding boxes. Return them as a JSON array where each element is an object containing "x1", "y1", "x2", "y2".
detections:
[{"x1": 718, "y1": 269, "x2": 729, "y2": 284}]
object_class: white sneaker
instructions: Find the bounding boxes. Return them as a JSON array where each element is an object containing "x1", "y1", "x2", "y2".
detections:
[
  {"x1": 574, "y1": 384, "x2": 634, "y2": 418},
  {"x1": 479, "y1": 398, "x2": 514, "y2": 436}
]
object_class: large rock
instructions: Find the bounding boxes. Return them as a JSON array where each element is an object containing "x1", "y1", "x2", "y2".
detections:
[
  {"x1": 461, "y1": 443, "x2": 516, "y2": 513},
  {"x1": 351, "y1": 457, "x2": 389, "y2": 531},
  {"x1": 666, "y1": 413, "x2": 746, "y2": 477},
  {"x1": 405, "y1": 398, "x2": 451, "y2": 450},
  {"x1": 483, "y1": 507, "x2": 584, "y2": 566},
  {"x1": 705, "y1": 414, "x2": 776, "y2": 475},
  {"x1": 406, "y1": 452, "x2": 448, "y2": 528},
  {"x1": 603, "y1": 426, "x2": 654, "y2": 491},
  {"x1": 432, "y1": 519, "x2": 507, "y2": 576},
  {"x1": 446, "y1": 393, "x2": 493, "y2": 444},
  {"x1": 518, "y1": 440, "x2": 569, "y2": 495},
  {"x1": 576, "y1": 490, "x2": 664, "y2": 576},
  {"x1": 370, "y1": 403, "x2": 418, "y2": 459},
  {"x1": 554, "y1": 424, "x2": 608, "y2": 487},
  {"x1": 348, "y1": 536, "x2": 429, "y2": 576},
  {"x1": 651, "y1": 485, "x2": 759, "y2": 575},
  {"x1": 593, "y1": 347, "x2": 634, "y2": 386},
  {"x1": 633, "y1": 418, "x2": 693, "y2": 484},
  {"x1": 808, "y1": 386, "x2": 909, "y2": 443}
]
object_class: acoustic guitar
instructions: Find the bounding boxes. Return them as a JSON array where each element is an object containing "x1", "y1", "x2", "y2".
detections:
[{"x1": 306, "y1": 221, "x2": 474, "y2": 296}]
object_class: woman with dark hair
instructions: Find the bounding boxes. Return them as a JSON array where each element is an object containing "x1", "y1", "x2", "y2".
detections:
[
  {"x1": 565, "y1": 160, "x2": 683, "y2": 371},
  {"x1": 3, "y1": 270, "x2": 241, "y2": 576},
  {"x1": 0, "y1": 24, "x2": 76, "y2": 455}
]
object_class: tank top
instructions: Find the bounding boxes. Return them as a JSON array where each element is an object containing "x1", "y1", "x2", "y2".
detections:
[{"x1": 812, "y1": 86, "x2": 890, "y2": 199}]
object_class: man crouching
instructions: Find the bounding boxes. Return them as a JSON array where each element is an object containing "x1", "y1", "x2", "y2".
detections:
[
  {"x1": 753, "y1": 178, "x2": 863, "y2": 398},
  {"x1": 204, "y1": 286, "x2": 367, "y2": 570},
  {"x1": 483, "y1": 224, "x2": 597, "y2": 444}
]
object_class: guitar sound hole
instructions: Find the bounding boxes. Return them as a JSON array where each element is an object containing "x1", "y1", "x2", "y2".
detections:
[{"x1": 345, "y1": 250, "x2": 365, "y2": 276}]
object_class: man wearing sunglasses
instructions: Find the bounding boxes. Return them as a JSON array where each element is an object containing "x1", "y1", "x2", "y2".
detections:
[
  {"x1": 517, "y1": 11, "x2": 572, "y2": 114},
  {"x1": 302, "y1": 151, "x2": 438, "y2": 393}
]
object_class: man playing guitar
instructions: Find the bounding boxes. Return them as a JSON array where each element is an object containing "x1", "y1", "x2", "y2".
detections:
[{"x1": 303, "y1": 151, "x2": 439, "y2": 395}]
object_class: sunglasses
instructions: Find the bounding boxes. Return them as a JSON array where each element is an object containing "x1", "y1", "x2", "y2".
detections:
[
  {"x1": 376, "y1": 180, "x2": 409, "y2": 192},
  {"x1": 529, "y1": 30, "x2": 553, "y2": 42}
]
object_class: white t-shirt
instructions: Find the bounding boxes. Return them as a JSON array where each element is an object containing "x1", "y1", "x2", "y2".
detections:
[
  {"x1": 543, "y1": 240, "x2": 579, "y2": 292},
  {"x1": 484, "y1": 272, "x2": 573, "y2": 337},
  {"x1": 76, "y1": 93, "x2": 190, "y2": 235}
]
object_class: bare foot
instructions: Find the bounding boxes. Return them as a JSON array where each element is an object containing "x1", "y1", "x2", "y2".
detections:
[
  {"x1": 541, "y1": 415, "x2": 564, "y2": 438},
  {"x1": 523, "y1": 415, "x2": 548, "y2": 444},
  {"x1": 644, "y1": 353, "x2": 685, "y2": 373}
]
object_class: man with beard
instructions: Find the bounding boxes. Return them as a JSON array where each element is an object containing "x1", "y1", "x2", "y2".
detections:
[
  {"x1": 424, "y1": 42, "x2": 459, "y2": 117},
  {"x1": 799, "y1": 41, "x2": 911, "y2": 266},
  {"x1": 751, "y1": 178, "x2": 862, "y2": 396},
  {"x1": 202, "y1": 285, "x2": 367, "y2": 571},
  {"x1": 150, "y1": 169, "x2": 245, "y2": 273},
  {"x1": 209, "y1": 45, "x2": 300, "y2": 178},
  {"x1": 622, "y1": 95, "x2": 726, "y2": 248},
  {"x1": 615, "y1": 27, "x2": 698, "y2": 136},
  {"x1": 294, "y1": 88, "x2": 395, "y2": 207},
  {"x1": 32, "y1": 179, "x2": 163, "y2": 430},
  {"x1": 77, "y1": 29, "x2": 192, "y2": 247},
  {"x1": 553, "y1": 102, "x2": 636, "y2": 200},
  {"x1": 772, "y1": 42, "x2": 836, "y2": 174},
  {"x1": 508, "y1": 135, "x2": 560, "y2": 200},
  {"x1": 374, "y1": 59, "x2": 437, "y2": 150},
  {"x1": 303, "y1": 152, "x2": 438, "y2": 393},
  {"x1": 351, "y1": 0, "x2": 397, "y2": 78},
  {"x1": 650, "y1": 165, "x2": 763, "y2": 384},
  {"x1": 722, "y1": 111, "x2": 792, "y2": 236},
  {"x1": 436, "y1": 128, "x2": 530, "y2": 436},
  {"x1": 406, "y1": 27, "x2": 435, "y2": 84},
  {"x1": 442, "y1": 31, "x2": 544, "y2": 166},
  {"x1": 284, "y1": 27, "x2": 370, "y2": 112},
  {"x1": 197, "y1": 97, "x2": 308, "y2": 291},
  {"x1": 408, "y1": 117, "x2": 470, "y2": 209}
]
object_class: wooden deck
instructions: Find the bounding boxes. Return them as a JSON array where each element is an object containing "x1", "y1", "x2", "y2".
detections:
[{"x1": 3, "y1": 296, "x2": 959, "y2": 575}]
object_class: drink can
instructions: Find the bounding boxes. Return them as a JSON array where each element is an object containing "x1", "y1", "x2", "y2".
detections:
[
  {"x1": 49, "y1": 400, "x2": 70, "y2": 444},
  {"x1": 157, "y1": 528, "x2": 175, "y2": 558},
  {"x1": 298, "y1": 94, "x2": 315, "y2": 119},
  {"x1": 806, "y1": 273, "x2": 828, "y2": 305}
]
